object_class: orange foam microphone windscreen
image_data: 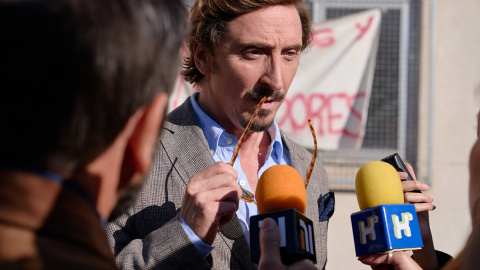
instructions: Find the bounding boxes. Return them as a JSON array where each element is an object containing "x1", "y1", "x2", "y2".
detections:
[{"x1": 256, "y1": 165, "x2": 307, "y2": 214}]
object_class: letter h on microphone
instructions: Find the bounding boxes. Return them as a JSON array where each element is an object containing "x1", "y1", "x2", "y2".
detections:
[{"x1": 351, "y1": 204, "x2": 423, "y2": 256}]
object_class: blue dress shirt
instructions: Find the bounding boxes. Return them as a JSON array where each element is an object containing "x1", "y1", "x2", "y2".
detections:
[{"x1": 179, "y1": 93, "x2": 291, "y2": 258}]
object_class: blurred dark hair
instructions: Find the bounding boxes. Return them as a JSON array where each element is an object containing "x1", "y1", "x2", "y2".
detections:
[
  {"x1": 181, "y1": 0, "x2": 312, "y2": 86},
  {"x1": 0, "y1": 0, "x2": 188, "y2": 172}
]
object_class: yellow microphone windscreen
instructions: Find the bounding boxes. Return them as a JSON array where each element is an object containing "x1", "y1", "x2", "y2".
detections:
[
  {"x1": 355, "y1": 161, "x2": 404, "y2": 210},
  {"x1": 256, "y1": 165, "x2": 307, "y2": 214}
]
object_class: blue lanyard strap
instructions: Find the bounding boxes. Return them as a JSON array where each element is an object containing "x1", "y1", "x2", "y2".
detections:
[
  {"x1": 62, "y1": 180, "x2": 107, "y2": 228},
  {"x1": 0, "y1": 160, "x2": 65, "y2": 183}
]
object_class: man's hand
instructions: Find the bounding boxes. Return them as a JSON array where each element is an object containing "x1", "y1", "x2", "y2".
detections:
[
  {"x1": 400, "y1": 163, "x2": 435, "y2": 211},
  {"x1": 259, "y1": 218, "x2": 317, "y2": 270},
  {"x1": 400, "y1": 164, "x2": 435, "y2": 236},
  {"x1": 358, "y1": 251, "x2": 422, "y2": 270},
  {"x1": 180, "y1": 161, "x2": 242, "y2": 245}
]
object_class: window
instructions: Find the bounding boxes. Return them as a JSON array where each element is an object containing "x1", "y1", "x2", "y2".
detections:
[{"x1": 308, "y1": 0, "x2": 422, "y2": 189}]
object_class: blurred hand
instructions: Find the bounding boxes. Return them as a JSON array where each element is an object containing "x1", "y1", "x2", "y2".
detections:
[
  {"x1": 359, "y1": 251, "x2": 422, "y2": 270},
  {"x1": 180, "y1": 161, "x2": 241, "y2": 245},
  {"x1": 399, "y1": 163, "x2": 439, "y2": 270},
  {"x1": 399, "y1": 164, "x2": 435, "y2": 238},
  {"x1": 400, "y1": 163, "x2": 435, "y2": 212},
  {"x1": 259, "y1": 218, "x2": 317, "y2": 270}
]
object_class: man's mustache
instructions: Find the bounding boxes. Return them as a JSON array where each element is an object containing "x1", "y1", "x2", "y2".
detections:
[{"x1": 242, "y1": 87, "x2": 285, "y2": 102}]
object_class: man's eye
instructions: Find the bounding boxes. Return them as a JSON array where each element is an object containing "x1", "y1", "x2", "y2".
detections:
[
  {"x1": 247, "y1": 49, "x2": 262, "y2": 55},
  {"x1": 243, "y1": 49, "x2": 263, "y2": 59},
  {"x1": 284, "y1": 50, "x2": 298, "y2": 59}
]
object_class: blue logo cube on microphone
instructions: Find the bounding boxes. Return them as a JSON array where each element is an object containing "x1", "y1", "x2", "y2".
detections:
[{"x1": 350, "y1": 204, "x2": 423, "y2": 257}]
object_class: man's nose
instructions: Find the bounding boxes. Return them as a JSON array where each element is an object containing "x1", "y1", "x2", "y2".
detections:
[{"x1": 261, "y1": 55, "x2": 283, "y2": 91}]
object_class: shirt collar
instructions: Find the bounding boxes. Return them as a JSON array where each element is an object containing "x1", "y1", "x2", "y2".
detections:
[{"x1": 189, "y1": 92, "x2": 284, "y2": 160}]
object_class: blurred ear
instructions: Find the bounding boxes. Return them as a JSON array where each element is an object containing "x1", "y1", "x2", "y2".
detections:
[
  {"x1": 119, "y1": 92, "x2": 169, "y2": 188},
  {"x1": 193, "y1": 44, "x2": 212, "y2": 75}
]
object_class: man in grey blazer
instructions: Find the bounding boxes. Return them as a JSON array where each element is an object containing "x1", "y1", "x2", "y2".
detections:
[{"x1": 107, "y1": 0, "x2": 333, "y2": 269}]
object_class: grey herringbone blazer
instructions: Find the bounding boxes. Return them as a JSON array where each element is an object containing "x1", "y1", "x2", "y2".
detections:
[{"x1": 106, "y1": 97, "x2": 330, "y2": 269}]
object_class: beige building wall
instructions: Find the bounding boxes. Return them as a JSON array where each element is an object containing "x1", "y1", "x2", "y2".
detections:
[{"x1": 327, "y1": 0, "x2": 480, "y2": 269}]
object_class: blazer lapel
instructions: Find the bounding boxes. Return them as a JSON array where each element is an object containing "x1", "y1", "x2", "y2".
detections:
[
  {"x1": 282, "y1": 132, "x2": 309, "y2": 177},
  {"x1": 161, "y1": 98, "x2": 215, "y2": 185}
]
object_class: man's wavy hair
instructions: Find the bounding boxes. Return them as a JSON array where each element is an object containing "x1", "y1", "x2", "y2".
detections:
[{"x1": 182, "y1": 0, "x2": 312, "y2": 86}]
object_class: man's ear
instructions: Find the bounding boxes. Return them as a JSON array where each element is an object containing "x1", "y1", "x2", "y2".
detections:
[
  {"x1": 193, "y1": 44, "x2": 212, "y2": 75},
  {"x1": 119, "y1": 92, "x2": 169, "y2": 188}
]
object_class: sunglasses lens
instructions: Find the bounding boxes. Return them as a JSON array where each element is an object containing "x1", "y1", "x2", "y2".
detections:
[{"x1": 241, "y1": 187, "x2": 255, "y2": 203}]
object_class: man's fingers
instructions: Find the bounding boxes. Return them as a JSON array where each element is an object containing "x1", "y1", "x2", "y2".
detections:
[
  {"x1": 185, "y1": 162, "x2": 242, "y2": 201},
  {"x1": 402, "y1": 180, "x2": 429, "y2": 192},
  {"x1": 405, "y1": 163, "x2": 417, "y2": 180},
  {"x1": 180, "y1": 161, "x2": 242, "y2": 245},
  {"x1": 358, "y1": 253, "x2": 389, "y2": 265},
  {"x1": 397, "y1": 163, "x2": 417, "y2": 181},
  {"x1": 287, "y1": 260, "x2": 316, "y2": 270},
  {"x1": 411, "y1": 201, "x2": 436, "y2": 212},
  {"x1": 189, "y1": 161, "x2": 238, "y2": 183},
  {"x1": 185, "y1": 176, "x2": 242, "y2": 210},
  {"x1": 193, "y1": 186, "x2": 241, "y2": 205},
  {"x1": 404, "y1": 191, "x2": 433, "y2": 204},
  {"x1": 404, "y1": 189, "x2": 436, "y2": 212},
  {"x1": 258, "y1": 218, "x2": 284, "y2": 270},
  {"x1": 187, "y1": 173, "x2": 238, "y2": 193},
  {"x1": 217, "y1": 200, "x2": 241, "y2": 225},
  {"x1": 184, "y1": 188, "x2": 241, "y2": 225}
]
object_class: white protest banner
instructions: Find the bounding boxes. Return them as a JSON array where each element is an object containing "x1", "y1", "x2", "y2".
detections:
[{"x1": 168, "y1": 9, "x2": 381, "y2": 150}]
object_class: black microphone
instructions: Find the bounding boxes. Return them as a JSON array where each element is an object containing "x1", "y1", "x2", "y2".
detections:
[{"x1": 249, "y1": 165, "x2": 317, "y2": 265}]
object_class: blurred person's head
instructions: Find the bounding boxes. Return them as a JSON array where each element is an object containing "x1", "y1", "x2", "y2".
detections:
[
  {"x1": 0, "y1": 0, "x2": 187, "y2": 219},
  {"x1": 470, "y1": 110, "x2": 480, "y2": 226},
  {"x1": 442, "y1": 94, "x2": 480, "y2": 270}
]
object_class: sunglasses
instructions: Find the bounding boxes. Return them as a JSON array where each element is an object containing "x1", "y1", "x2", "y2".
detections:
[{"x1": 228, "y1": 97, "x2": 317, "y2": 203}]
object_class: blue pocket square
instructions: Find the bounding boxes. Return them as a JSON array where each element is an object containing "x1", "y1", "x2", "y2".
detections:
[{"x1": 318, "y1": 191, "x2": 335, "y2": 222}]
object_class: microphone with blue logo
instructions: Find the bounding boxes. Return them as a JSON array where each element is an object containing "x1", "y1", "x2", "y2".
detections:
[{"x1": 351, "y1": 160, "x2": 423, "y2": 258}]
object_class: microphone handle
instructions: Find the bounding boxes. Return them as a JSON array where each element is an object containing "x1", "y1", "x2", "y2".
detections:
[{"x1": 381, "y1": 153, "x2": 421, "y2": 193}]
